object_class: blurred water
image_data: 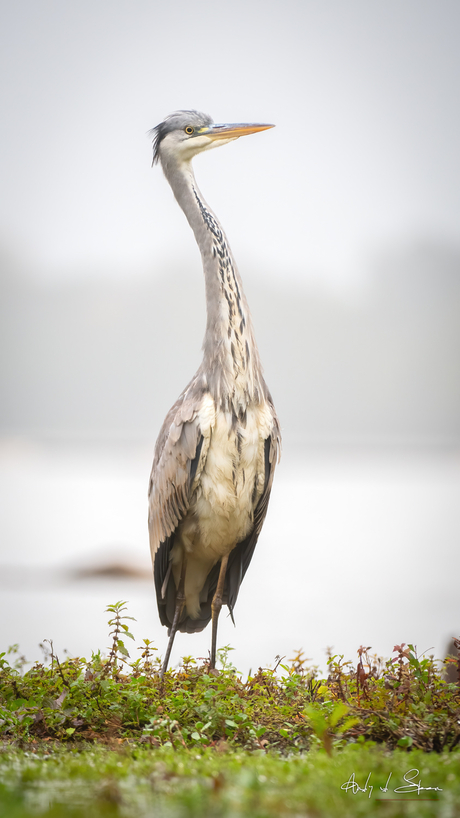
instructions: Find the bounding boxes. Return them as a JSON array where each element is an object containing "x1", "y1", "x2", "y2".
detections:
[{"x1": 0, "y1": 439, "x2": 459, "y2": 675}]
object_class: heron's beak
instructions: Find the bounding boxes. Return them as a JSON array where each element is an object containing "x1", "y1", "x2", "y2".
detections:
[{"x1": 204, "y1": 123, "x2": 275, "y2": 141}]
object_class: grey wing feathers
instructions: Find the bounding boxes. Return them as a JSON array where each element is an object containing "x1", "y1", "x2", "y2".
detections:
[
  {"x1": 225, "y1": 419, "x2": 280, "y2": 614},
  {"x1": 148, "y1": 382, "x2": 209, "y2": 630},
  {"x1": 148, "y1": 384, "x2": 207, "y2": 559}
]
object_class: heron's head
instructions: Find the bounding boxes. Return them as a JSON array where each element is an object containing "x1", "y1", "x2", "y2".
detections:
[{"x1": 150, "y1": 110, "x2": 274, "y2": 168}]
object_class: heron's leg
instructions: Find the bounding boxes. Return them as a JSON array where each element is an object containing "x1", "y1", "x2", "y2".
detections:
[
  {"x1": 210, "y1": 554, "x2": 229, "y2": 670},
  {"x1": 160, "y1": 556, "x2": 187, "y2": 680}
]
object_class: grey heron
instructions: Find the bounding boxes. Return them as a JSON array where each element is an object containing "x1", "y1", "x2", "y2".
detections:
[{"x1": 148, "y1": 110, "x2": 281, "y2": 677}]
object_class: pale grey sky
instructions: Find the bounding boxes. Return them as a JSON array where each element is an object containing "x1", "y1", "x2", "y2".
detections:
[{"x1": 1, "y1": 0, "x2": 460, "y2": 290}]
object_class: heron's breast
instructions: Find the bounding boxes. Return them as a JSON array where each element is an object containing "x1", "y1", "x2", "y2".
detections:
[{"x1": 184, "y1": 405, "x2": 266, "y2": 560}]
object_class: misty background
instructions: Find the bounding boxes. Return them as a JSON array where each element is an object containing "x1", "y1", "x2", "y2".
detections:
[{"x1": 0, "y1": 0, "x2": 459, "y2": 674}]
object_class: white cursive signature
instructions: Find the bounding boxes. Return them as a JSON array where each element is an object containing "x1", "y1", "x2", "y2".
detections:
[
  {"x1": 341, "y1": 769, "x2": 442, "y2": 798},
  {"x1": 393, "y1": 769, "x2": 443, "y2": 795},
  {"x1": 341, "y1": 772, "x2": 374, "y2": 798}
]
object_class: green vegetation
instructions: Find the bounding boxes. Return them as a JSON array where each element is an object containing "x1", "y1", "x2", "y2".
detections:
[
  {"x1": 1, "y1": 602, "x2": 459, "y2": 816},
  {"x1": 1, "y1": 603, "x2": 459, "y2": 752},
  {"x1": 1, "y1": 743, "x2": 459, "y2": 818}
]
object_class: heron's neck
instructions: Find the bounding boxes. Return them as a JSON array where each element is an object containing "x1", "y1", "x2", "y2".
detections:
[{"x1": 163, "y1": 158, "x2": 264, "y2": 410}]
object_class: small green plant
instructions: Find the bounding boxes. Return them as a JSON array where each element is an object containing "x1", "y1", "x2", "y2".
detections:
[{"x1": 102, "y1": 600, "x2": 137, "y2": 675}]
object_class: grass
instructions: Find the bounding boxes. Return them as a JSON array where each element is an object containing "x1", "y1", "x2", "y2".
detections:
[
  {"x1": 1, "y1": 743, "x2": 459, "y2": 817},
  {"x1": 1, "y1": 601, "x2": 459, "y2": 816}
]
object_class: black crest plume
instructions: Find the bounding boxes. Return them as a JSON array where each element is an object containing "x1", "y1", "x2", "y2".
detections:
[{"x1": 149, "y1": 110, "x2": 214, "y2": 166}]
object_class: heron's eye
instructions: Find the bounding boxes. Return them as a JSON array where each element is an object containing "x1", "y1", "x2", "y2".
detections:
[{"x1": 185, "y1": 126, "x2": 194, "y2": 135}]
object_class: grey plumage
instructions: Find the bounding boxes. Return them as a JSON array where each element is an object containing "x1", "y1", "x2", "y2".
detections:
[
  {"x1": 150, "y1": 110, "x2": 213, "y2": 165},
  {"x1": 147, "y1": 110, "x2": 280, "y2": 675}
]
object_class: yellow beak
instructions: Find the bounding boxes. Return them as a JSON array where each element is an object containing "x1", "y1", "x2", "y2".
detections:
[{"x1": 205, "y1": 123, "x2": 275, "y2": 141}]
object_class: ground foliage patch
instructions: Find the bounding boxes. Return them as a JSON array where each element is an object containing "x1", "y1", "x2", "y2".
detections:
[
  {"x1": 1, "y1": 602, "x2": 459, "y2": 755},
  {"x1": 1, "y1": 743, "x2": 459, "y2": 818}
]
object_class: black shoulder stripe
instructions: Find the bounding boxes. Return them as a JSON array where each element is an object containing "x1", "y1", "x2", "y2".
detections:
[{"x1": 189, "y1": 435, "x2": 204, "y2": 484}]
